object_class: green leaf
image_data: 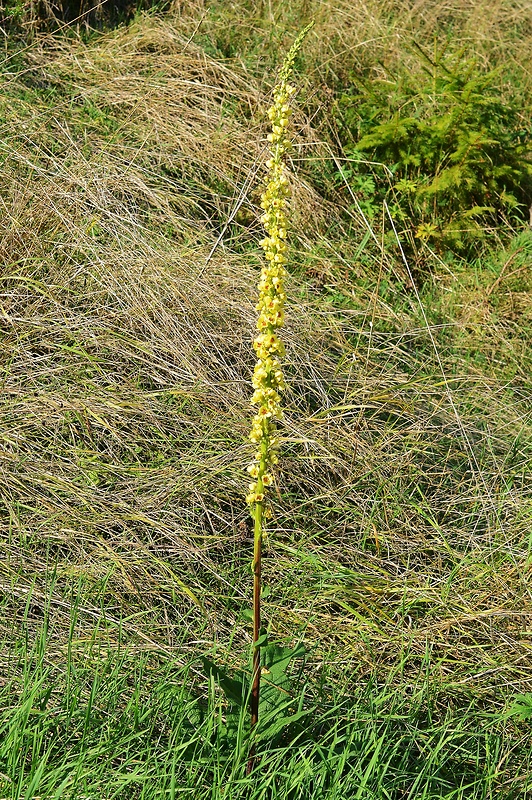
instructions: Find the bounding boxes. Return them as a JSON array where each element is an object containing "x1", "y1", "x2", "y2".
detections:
[
  {"x1": 262, "y1": 641, "x2": 306, "y2": 688},
  {"x1": 199, "y1": 657, "x2": 247, "y2": 708},
  {"x1": 509, "y1": 694, "x2": 532, "y2": 721},
  {"x1": 254, "y1": 632, "x2": 269, "y2": 648},
  {"x1": 461, "y1": 205, "x2": 494, "y2": 219},
  {"x1": 257, "y1": 704, "x2": 314, "y2": 741},
  {"x1": 257, "y1": 641, "x2": 307, "y2": 719}
]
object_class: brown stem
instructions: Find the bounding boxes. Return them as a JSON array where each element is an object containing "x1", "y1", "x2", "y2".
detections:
[{"x1": 247, "y1": 499, "x2": 263, "y2": 775}]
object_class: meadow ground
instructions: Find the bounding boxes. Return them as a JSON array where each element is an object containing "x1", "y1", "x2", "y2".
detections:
[{"x1": 0, "y1": 1, "x2": 531, "y2": 796}]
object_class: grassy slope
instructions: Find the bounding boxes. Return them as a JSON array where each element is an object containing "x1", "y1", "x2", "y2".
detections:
[{"x1": 0, "y1": 1, "x2": 531, "y2": 796}]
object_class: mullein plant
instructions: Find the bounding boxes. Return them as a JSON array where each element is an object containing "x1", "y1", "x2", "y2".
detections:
[{"x1": 246, "y1": 22, "x2": 313, "y2": 767}]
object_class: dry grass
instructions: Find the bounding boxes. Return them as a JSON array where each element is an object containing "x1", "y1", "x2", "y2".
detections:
[
  {"x1": 179, "y1": 0, "x2": 532, "y2": 93},
  {"x1": 0, "y1": 6, "x2": 531, "y2": 719}
]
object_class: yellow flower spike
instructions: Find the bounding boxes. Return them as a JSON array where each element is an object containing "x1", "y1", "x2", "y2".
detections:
[{"x1": 245, "y1": 22, "x2": 314, "y2": 772}]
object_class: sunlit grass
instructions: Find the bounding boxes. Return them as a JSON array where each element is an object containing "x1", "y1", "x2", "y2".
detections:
[
  {"x1": 2, "y1": 584, "x2": 530, "y2": 798},
  {"x1": 0, "y1": 2, "x2": 531, "y2": 797}
]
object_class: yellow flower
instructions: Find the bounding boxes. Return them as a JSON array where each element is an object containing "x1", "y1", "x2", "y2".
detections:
[{"x1": 245, "y1": 20, "x2": 314, "y2": 510}]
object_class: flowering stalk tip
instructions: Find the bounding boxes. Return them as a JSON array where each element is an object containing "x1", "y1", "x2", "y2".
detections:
[{"x1": 246, "y1": 21, "x2": 314, "y2": 509}]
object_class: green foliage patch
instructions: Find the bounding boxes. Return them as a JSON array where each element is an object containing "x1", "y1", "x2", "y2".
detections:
[{"x1": 336, "y1": 44, "x2": 532, "y2": 253}]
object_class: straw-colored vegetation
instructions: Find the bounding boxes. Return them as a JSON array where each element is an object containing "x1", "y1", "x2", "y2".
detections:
[{"x1": 1, "y1": 0, "x2": 531, "y2": 796}]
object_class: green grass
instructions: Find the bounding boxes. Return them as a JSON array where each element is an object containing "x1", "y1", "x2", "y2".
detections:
[
  {"x1": 0, "y1": 1, "x2": 531, "y2": 797},
  {"x1": 2, "y1": 583, "x2": 530, "y2": 799}
]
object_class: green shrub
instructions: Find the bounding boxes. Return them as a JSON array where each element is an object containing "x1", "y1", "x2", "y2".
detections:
[{"x1": 336, "y1": 45, "x2": 532, "y2": 254}]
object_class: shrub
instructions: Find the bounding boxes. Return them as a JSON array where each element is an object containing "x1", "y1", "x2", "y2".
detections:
[{"x1": 335, "y1": 45, "x2": 532, "y2": 254}]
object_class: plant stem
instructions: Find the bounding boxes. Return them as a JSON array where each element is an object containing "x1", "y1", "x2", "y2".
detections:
[
  {"x1": 251, "y1": 498, "x2": 263, "y2": 725},
  {"x1": 247, "y1": 498, "x2": 262, "y2": 774}
]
